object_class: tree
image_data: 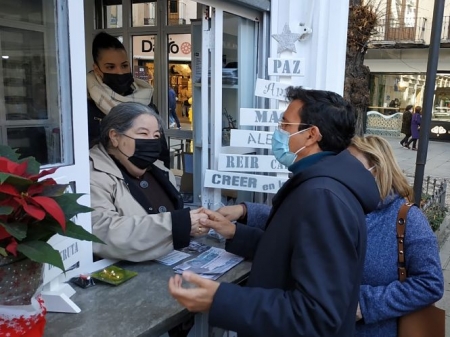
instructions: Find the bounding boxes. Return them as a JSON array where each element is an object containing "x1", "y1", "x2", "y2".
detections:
[{"x1": 344, "y1": 1, "x2": 378, "y2": 135}]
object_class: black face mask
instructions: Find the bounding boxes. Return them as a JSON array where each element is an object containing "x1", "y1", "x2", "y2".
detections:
[
  {"x1": 120, "y1": 135, "x2": 162, "y2": 169},
  {"x1": 101, "y1": 72, "x2": 134, "y2": 95}
]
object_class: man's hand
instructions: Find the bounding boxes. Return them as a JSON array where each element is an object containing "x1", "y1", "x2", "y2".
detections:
[
  {"x1": 217, "y1": 204, "x2": 245, "y2": 222},
  {"x1": 168, "y1": 271, "x2": 219, "y2": 312},
  {"x1": 200, "y1": 209, "x2": 236, "y2": 239}
]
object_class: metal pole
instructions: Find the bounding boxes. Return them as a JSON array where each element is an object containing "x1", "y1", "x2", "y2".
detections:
[{"x1": 413, "y1": 0, "x2": 445, "y2": 205}]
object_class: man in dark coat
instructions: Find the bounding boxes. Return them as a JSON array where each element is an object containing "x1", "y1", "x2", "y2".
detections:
[
  {"x1": 168, "y1": 87, "x2": 380, "y2": 337},
  {"x1": 400, "y1": 105, "x2": 413, "y2": 147}
]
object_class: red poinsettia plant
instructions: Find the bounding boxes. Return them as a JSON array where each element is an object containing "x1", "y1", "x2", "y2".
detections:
[{"x1": 0, "y1": 145, "x2": 103, "y2": 271}]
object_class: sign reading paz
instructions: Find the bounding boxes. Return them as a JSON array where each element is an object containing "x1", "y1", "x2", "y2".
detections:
[
  {"x1": 218, "y1": 154, "x2": 288, "y2": 173},
  {"x1": 204, "y1": 170, "x2": 288, "y2": 193},
  {"x1": 230, "y1": 129, "x2": 273, "y2": 149},
  {"x1": 268, "y1": 58, "x2": 305, "y2": 76},
  {"x1": 239, "y1": 108, "x2": 283, "y2": 127}
]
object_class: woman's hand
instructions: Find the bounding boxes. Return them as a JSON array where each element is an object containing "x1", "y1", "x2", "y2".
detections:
[
  {"x1": 190, "y1": 208, "x2": 208, "y2": 237},
  {"x1": 217, "y1": 204, "x2": 245, "y2": 222},
  {"x1": 199, "y1": 209, "x2": 236, "y2": 240}
]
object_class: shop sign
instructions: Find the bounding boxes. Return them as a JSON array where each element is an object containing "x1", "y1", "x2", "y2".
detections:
[
  {"x1": 255, "y1": 79, "x2": 290, "y2": 100},
  {"x1": 204, "y1": 170, "x2": 288, "y2": 193},
  {"x1": 239, "y1": 108, "x2": 284, "y2": 126},
  {"x1": 218, "y1": 154, "x2": 288, "y2": 173},
  {"x1": 132, "y1": 34, "x2": 191, "y2": 60},
  {"x1": 230, "y1": 129, "x2": 273, "y2": 149},
  {"x1": 268, "y1": 58, "x2": 305, "y2": 76}
]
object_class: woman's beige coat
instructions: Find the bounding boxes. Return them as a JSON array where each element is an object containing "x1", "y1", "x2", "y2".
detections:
[{"x1": 89, "y1": 144, "x2": 178, "y2": 262}]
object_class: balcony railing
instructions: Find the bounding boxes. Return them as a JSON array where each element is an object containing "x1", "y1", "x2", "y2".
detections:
[{"x1": 371, "y1": 17, "x2": 428, "y2": 44}]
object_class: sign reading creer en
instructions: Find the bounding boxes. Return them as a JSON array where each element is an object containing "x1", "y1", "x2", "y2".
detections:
[{"x1": 204, "y1": 170, "x2": 288, "y2": 193}]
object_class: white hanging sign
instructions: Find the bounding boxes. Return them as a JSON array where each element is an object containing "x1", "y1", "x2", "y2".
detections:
[
  {"x1": 268, "y1": 58, "x2": 305, "y2": 76},
  {"x1": 255, "y1": 79, "x2": 289, "y2": 100},
  {"x1": 218, "y1": 154, "x2": 288, "y2": 173},
  {"x1": 204, "y1": 170, "x2": 288, "y2": 193},
  {"x1": 230, "y1": 129, "x2": 273, "y2": 149},
  {"x1": 239, "y1": 108, "x2": 284, "y2": 126}
]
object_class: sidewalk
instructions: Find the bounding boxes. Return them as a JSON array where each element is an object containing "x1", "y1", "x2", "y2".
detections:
[{"x1": 382, "y1": 136, "x2": 450, "y2": 334}]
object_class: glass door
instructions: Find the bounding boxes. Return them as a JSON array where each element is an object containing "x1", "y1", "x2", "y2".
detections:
[{"x1": 192, "y1": 4, "x2": 261, "y2": 208}]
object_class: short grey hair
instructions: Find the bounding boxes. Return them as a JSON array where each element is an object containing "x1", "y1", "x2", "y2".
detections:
[{"x1": 99, "y1": 102, "x2": 163, "y2": 147}]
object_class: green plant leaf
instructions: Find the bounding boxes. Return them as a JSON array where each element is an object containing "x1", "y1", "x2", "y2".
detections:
[
  {"x1": 17, "y1": 241, "x2": 64, "y2": 271},
  {"x1": 19, "y1": 157, "x2": 40, "y2": 175},
  {"x1": 0, "y1": 206, "x2": 14, "y2": 215},
  {"x1": 25, "y1": 222, "x2": 55, "y2": 242},
  {"x1": 53, "y1": 193, "x2": 93, "y2": 219},
  {"x1": 41, "y1": 184, "x2": 69, "y2": 197},
  {"x1": 0, "y1": 221, "x2": 27, "y2": 240},
  {"x1": 49, "y1": 220, "x2": 104, "y2": 244},
  {"x1": 0, "y1": 173, "x2": 33, "y2": 186},
  {"x1": 0, "y1": 247, "x2": 7, "y2": 256},
  {"x1": 0, "y1": 145, "x2": 21, "y2": 161}
]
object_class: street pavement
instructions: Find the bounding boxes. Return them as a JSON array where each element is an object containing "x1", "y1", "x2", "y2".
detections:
[{"x1": 381, "y1": 136, "x2": 450, "y2": 334}]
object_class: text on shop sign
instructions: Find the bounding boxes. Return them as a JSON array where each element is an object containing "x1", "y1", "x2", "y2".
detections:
[
  {"x1": 230, "y1": 130, "x2": 273, "y2": 149},
  {"x1": 268, "y1": 58, "x2": 305, "y2": 76},
  {"x1": 239, "y1": 108, "x2": 284, "y2": 126},
  {"x1": 218, "y1": 154, "x2": 288, "y2": 173}
]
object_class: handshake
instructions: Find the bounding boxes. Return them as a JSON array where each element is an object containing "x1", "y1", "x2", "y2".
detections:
[{"x1": 188, "y1": 204, "x2": 246, "y2": 239}]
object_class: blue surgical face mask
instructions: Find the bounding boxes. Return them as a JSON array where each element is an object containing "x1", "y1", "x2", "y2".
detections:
[{"x1": 272, "y1": 128, "x2": 312, "y2": 167}]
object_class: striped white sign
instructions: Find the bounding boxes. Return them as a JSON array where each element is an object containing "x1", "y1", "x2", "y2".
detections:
[
  {"x1": 239, "y1": 108, "x2": 284, "y2": 127},
  {"x1": 230, "y1": 129, "x2": 273, "y2": 149},
  {"x1": 204, "y1": 170, "x2": 288, "y2": 193},
  {"x1": 218, "y1": 154, "x2": 288, "y2": 173}
]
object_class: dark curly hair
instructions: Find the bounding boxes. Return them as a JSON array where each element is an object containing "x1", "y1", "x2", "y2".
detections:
[{"x1": 285, "y1": 86, "x2": 356, "y2": 152}]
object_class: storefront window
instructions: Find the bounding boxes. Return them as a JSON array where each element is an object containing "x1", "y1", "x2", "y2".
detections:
[
  {"x1": 167, "y1": 0, "x2": 197, "y2": 26},
  {"x1": 0, "y1": 0, "x2": 43, "y2": 25},
  {"x1": 95, "y1": 0, "x2": 123, "y2": 29},
  {"x1": 132, "y1": 35, "x2": 157, "y2": 87},
  {"x1": 132, "y1": 0, "x2": 157, "y2": 27},
  {"x1": 0, "y1": 0, "x2": 70, "y2": 165}
]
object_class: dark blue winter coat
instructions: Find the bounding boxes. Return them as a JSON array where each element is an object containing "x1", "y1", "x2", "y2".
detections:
[{"x1": 208, "y1": 150, "x2": 380, "y2": 337}]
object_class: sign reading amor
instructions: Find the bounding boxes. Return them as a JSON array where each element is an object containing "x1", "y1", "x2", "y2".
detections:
[
  {"x1": 218, "y1": 154, "x2": 288, "y2": 173},
  {"x1": 268, "y1": 58, "x2": 305, "y2": 76},
  {"x1": 239, "y1": 108, "x2": 283, "y2": 127},
  {"x1": 204, "y1": 170, "x2": 288, "y2": 193},
  {"x1": 229, "y1": 129, "x2": 273, "y2": 149},
  {"x1": 255, "y1": 79, "x2": 290, "y2": 101}
]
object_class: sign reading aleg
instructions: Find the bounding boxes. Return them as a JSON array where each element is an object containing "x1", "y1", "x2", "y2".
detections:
[
  {"x1": 204, "y1": 170, "x2": 288, "y2": 193},
  {"x1": 230, "y1": 129, "x2": 273, "y2": 149}
]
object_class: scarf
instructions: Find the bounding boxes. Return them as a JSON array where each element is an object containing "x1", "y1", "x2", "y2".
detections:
[{"x1": 86, "y1": 71, "x2": 154, "y2": 115}]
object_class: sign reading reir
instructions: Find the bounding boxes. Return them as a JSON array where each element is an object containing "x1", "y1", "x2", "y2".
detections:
[{"x1": 218, "y1": 154, "x2": 288, "y2": 173}]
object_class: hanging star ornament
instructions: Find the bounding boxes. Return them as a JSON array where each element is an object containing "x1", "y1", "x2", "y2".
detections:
[{"x1": 272, "y1": 24, "x2": 302, "y2": 54}]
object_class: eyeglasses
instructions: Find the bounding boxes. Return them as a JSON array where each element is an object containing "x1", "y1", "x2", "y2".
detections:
[{"x1": 277, "y1": 122, "x2": 313, "y2": 131}]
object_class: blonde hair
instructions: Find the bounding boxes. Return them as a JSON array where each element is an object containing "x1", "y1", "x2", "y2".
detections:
[{"x1": 351, "y1": 135, "x2": 413, "y2": 202}]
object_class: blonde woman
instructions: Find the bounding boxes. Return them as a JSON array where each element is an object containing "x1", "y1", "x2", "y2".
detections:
[{"x1": 348, "y1": 135, "x2": 443, "y2": 337}]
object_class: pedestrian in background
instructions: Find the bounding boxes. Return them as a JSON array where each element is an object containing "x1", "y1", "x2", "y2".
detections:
[
  {"x1": 348, "y1": 135, "x2": 443, "y2": 337},
  {"x1": 400, "y1": 105, "x2": 413, "y2": 148},
  {"x1": 168, "y1": 86, "x2": 181, "y2": 129},
  {"x1": 405, "y1": 106, "x2": 422, "y2": 150}
]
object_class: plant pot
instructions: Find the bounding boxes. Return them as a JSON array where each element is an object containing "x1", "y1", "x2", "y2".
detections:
[{"x1": 0, "y1": 256, "x2": 43, "y2": 306}]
